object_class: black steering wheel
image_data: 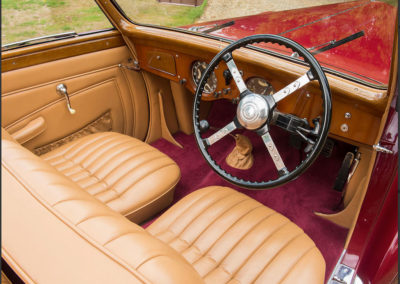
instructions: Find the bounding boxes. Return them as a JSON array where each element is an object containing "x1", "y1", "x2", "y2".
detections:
[{"x1": 193, "y1": 34, "x2": 332, "y2": 189}]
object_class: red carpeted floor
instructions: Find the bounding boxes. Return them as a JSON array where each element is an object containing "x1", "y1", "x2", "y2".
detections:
[{"x1": 148, "y1": 100, "x2": 350, "y2": 280}]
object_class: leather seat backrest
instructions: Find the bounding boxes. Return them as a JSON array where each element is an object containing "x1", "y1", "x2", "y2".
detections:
[{"x1": 1, "y1": 129, "x2": 203, "y2": 284}]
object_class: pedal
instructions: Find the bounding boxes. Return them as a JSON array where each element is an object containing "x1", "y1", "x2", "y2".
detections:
[
  {"x1": 333, "y1": 152, "x2": 355, "y2": 192},
  {"x1": 322, "y1": 138, "x2": 334, "y2": 158}
]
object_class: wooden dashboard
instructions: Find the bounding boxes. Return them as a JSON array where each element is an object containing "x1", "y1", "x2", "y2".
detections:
[{"x1": 134, "y1": 42, "x2": 388, "y2": 146}]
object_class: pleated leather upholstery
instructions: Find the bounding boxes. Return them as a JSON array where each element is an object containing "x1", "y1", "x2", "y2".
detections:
[
  {"x1": 147, "y1": 186, "x2": 326, "y2": 284},
  {"x1": 3, "y1": 128, "x2": 325, "y2": 283},
  {"x1": 40, "y1": 132, "x2": 180, "y2": 223},
  {"x1": 2, "y1": 138, "x2": 203, "y2": 284}
]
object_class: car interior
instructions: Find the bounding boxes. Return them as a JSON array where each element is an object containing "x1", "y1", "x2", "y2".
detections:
[{"x1": 1, "y1": 1, "x2": 398, "y2": 283}]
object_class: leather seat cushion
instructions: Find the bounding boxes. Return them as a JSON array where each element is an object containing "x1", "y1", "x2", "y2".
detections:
[
  {"x1": 2, "y1": 138, "x2": 203, "y2": 284},
  {"x1": 40, "y1": 132, "x2": 180, "y2": 223},
  {"x1": 147, "y1": 186, "x2": 326, "y2": 284}
]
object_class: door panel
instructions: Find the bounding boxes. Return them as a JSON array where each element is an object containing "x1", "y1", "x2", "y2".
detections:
[{"x1": 2, "y1": 42, "x2": 149, "y2": 152}]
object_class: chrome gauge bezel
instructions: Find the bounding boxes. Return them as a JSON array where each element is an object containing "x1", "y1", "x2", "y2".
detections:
[{"x1": 191, "y1": 61, "x2": 218, "y2": 94}]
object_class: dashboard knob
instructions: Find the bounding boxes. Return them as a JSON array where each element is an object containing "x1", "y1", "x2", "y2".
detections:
[
  {"x1": 199, "y1": 120, "x2": 210, "y2": 133},
  {"x1": 223, "y1": 69, "x2": 232, "y2": 85}
]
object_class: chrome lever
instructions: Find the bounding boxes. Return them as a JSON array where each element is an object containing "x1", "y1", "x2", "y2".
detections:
[{"x1": 56, "y1": 84, "x2": 76, "y2": 114}]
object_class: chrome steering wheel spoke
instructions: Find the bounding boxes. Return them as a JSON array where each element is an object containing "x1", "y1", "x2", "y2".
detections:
[
  {"x1": 203, "y1": 120, "x2": 238, "y2": 147},
  {"x1": 272, "y1": 70, "x2": 314, "y2": 103},
  {"x1": 261, "y1": 131, "x2": 289, "y2": 177},
  {"x1": 222, "y1": 53, "x2": 248, "y2": 95}
]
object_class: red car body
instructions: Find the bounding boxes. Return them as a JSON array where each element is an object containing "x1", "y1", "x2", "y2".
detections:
[
  {"x1": 185, "y1": 0, "x2": 397, "y2": 86},
  {"x1": 185, "y1": 1, "x2": 398, "y2": 282}
]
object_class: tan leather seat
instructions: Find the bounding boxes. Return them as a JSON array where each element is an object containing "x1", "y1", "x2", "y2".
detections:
[
  {"x1": 2, "y1": 131, "x2": 325, "y2": 284},
  {"x1": 147, "y1": 186, "x2": 325, "y2": 283},
  {"x1": 9, "y1": 130, "x2": 180, "y2": 223},
  {"x1": 2, "y1": 137, "x2": 203, "y2": 284}
]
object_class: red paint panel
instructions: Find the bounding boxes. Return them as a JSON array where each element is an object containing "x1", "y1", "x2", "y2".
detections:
[
  {"x1": 341, "y1": 90, "x2": 398, "y2": 282},
  {"x1": 184, "y1": 1, "x2": 397, "y2": 85}
]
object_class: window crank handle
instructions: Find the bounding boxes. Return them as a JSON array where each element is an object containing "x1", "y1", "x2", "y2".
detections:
[{"x1": 56, "y1": 84, "x2": 76, "y2": 114}]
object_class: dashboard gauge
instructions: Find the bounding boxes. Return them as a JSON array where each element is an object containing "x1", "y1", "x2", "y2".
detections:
[
  {"x1": 192, "y1": 61, "x2": 217, "y2": 94},
  {"x1": 246, "y1": 77, "x2": 274, "y2": 96}
]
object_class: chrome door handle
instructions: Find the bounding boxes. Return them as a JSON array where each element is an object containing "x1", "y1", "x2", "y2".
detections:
[{"x1": 56, "y1": 84, "x2": 76, "y2": 114}]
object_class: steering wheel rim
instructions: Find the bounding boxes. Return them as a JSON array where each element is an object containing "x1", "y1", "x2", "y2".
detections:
[{"x1": 193, "y1": 34, "x2": 332, "y2": 189}]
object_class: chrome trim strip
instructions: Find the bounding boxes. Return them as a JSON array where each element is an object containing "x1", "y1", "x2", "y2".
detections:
[
  {"x1": 225, "y1": 59, "x2": 248, "y2": 93},
  {"x1": 2, "y1": 32, "x2": 77, "y2": 50},
  {"x1": 327, "y1": 249, "x2": 363, "y2": 284},
  {"x1": 261, "y1": 132, "x2": 287, "y2": 172},
  {"x1": 273, "y1": 73, "x2": 311, "y2": 102},
  {"x1": 327, "y1": 249, "x2": 347, "y2": 283},
  {"x1": 206, "y1": 121, "x2": 237, "y2": 145}
]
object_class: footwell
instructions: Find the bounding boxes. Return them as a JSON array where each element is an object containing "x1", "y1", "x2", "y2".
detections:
[{"x1": 148, "y1": 100, "x2": 350, "y2": 280}]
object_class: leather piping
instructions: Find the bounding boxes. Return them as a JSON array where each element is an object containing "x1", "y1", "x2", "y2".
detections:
[
  {"x1": 123, "y1": 175, "x2": 180, "y2": 220},
  {"x1": 1, "y1": 249, "x2": 35, "y2": 284}
]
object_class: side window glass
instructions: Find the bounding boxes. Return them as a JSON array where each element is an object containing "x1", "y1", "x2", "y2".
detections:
[{"x1": 2, "y1": 0, "x2": 113, "y2": 48}]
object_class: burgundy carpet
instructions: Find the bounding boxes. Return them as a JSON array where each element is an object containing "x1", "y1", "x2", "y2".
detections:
[{"x1": 147, "y1": 100, "x2": 349, "y2": 280}]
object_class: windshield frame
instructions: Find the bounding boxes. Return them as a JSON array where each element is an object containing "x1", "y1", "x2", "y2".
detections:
[{"x1": 109, "y1": 0, "x2": 392, "y2": 90}]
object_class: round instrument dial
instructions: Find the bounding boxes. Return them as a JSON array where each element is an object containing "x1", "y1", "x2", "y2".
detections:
[
  {"x1": 246, "y1": 77, "x2": 274, "y2": 96},
  {"x1": 192, "y1": 61, "x2": 217, "y2": 94}
]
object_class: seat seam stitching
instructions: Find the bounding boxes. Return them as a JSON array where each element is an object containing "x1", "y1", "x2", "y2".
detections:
[
  {"x1": 45, "y1": 133, "x2": 117, "y2": 161},
  {"x1": 103, "y1": 231, "x2": 144, "y2": 246},
  {"x1": 80, "y1": 147, "x2": 156, "y2": 192},
  {"x1": 85, "y1": 143, "x2": 149, "y2": 174},
  {"x1": 200, "y1": 211, "x2": 279, "y2": 278},
  {"x1": 151, "y1": 187, "x2": 226, "y2": 234},
  {"x1": 75, "y1": 214, "x2": 120, "y2": 226},
  {"x1": 78, "y1": 139, "x2": 141, "y2": 171},
  {"x1": 228, "y1": 221, "x2": 294, "y2": 282},
  {"x1": 180, "y1": 198, "x2": 252, "y2": 255},
  {"x1": 252, "y1": 232, "x2": 305, "y2": 283},
  {"x1": 62, "y1": 134, "x2": 123, "y2": 162},
  {"x1": 277, "y1": 246, "x2": 316, "y2": 284},
  {"x1": 104, "y1": 161, "x2": 176, "y2": 204},
  {"x1": 186, "y1": 203, "x2": 264, "y2": 264},
  {"x1": 61, "y1": 148, "x2": 158, "y2": 192},
  {"x1": 166, "y1": 192, "x2": 238, "y2": 245},
  {"x1": 99, "y1": 151, "x2": 165, "y2": 188},
  {"x1": 52, "y1": 197, "x2": 92, "y2": 207}
]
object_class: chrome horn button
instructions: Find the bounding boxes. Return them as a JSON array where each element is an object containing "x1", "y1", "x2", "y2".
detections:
[{"x1": 237, "y1": 93, "x2": 269, "y2": 130}]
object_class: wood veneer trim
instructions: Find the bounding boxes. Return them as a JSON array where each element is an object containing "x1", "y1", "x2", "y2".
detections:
[{"x1": 2, "y1": 31, "x2": 124, "y2": 72}]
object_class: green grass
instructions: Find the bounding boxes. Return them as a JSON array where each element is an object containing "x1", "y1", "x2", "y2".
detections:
[
  {"x1": 2, "y1": 0, "x2": 66, "y2": 10},
  {"x1": 380, "y1": 0, "x2": 398, "y2": 6},
  {"x1": 1, "y1": 0, "x2": 208, "y2": 46},
  {"x1": 1, "y1": 0, "x2": 112, "y2": 45},
  {"x1": 116, "y1": 0, "x2": 208, "y2": 27}
]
